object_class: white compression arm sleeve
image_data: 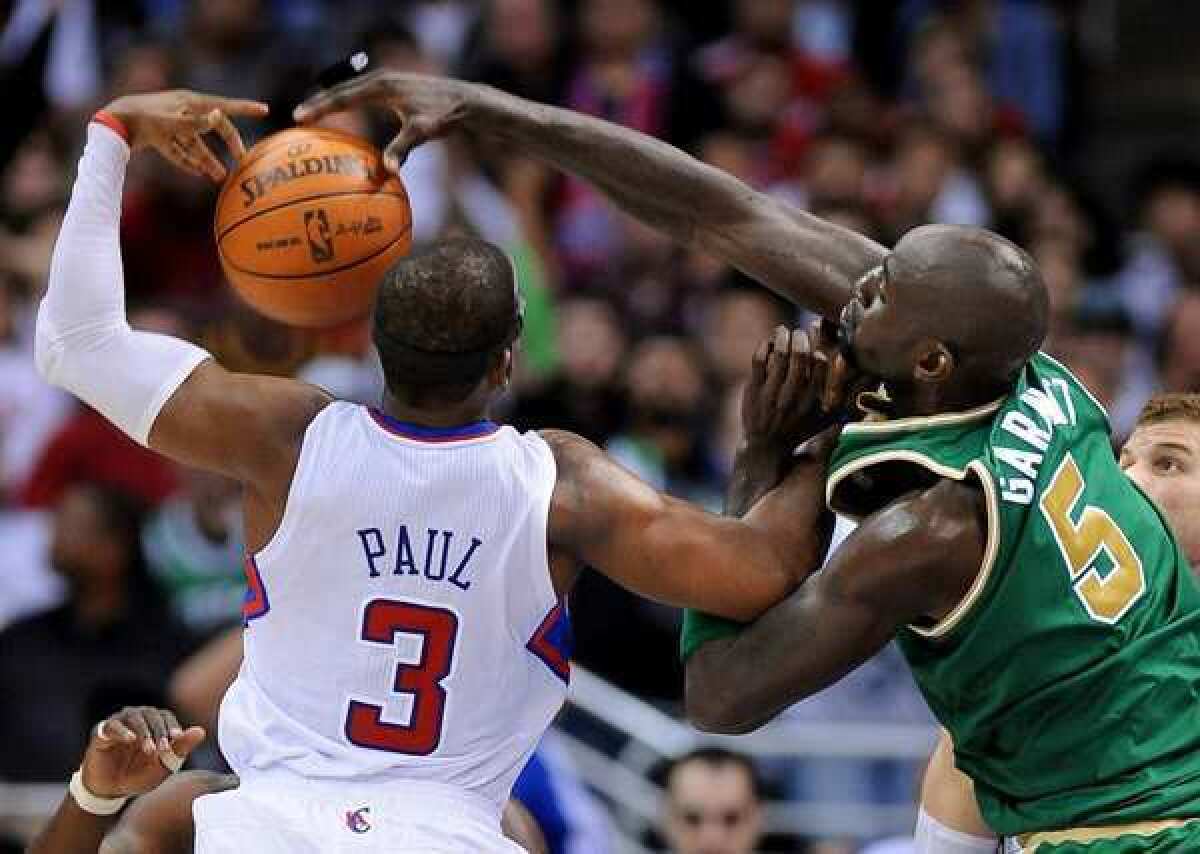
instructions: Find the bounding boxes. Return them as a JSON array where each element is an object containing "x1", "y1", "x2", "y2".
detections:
[
  {"x1": 35, "y1": 121, "x2": 211, "y2": 446},
  {"x1": 914, "y1": 808, "x2": 1000, "y2": 854}
]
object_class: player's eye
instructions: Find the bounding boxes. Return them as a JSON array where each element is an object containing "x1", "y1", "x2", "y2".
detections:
[{"x1": 1153, "y1": 456, "x2": 1181, "y2": 474}]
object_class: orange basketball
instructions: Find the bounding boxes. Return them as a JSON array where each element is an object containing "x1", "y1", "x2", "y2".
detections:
[{"x1": 215, "y1": 127, "x2": 412, "y2": 328}]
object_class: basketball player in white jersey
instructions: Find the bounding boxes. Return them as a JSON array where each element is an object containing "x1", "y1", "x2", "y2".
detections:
[{"x1": 37, "y1": 91, "x2": 835, "y2": 852}]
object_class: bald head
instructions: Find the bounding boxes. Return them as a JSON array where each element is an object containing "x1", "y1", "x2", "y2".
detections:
[
  {"x1": 893, "y1": 225, "x2": 1047, "y2": 376},
  {"x1": 843, "y1": 225, "x2": 1048, "y2": 411}
]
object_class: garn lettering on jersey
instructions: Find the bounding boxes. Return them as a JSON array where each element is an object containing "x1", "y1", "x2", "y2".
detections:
[
  {"x1": 995, "y1": 378, "x2": 1078, "y2": 505},
  {"x1": 356, "y1": 526, "x2": 482, "y2": 591}
]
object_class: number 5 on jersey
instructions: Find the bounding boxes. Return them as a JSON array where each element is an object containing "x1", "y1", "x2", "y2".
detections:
[
  {"x1": 1040, "y1": 454, "x2": 1146, "y2": 624},
  {"x1": 345, "y1": 599, "x2": 459, "y2": 755}
]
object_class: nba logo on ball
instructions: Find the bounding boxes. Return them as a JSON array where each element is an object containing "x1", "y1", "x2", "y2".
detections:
[
  {"x1": 214, "y1": 127, "x2": 413, "y2": 329},
  {"x1": 303, "y1": 209, "x2": 335, "y2": 263},
  {"x1": 345, "y1": 806, "x2": 371, "y2": 834}
]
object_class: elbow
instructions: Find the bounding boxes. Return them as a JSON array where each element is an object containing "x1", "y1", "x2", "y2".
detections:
[{"x1": 684, "y1": 651, "x2": 764, "y2": 735}]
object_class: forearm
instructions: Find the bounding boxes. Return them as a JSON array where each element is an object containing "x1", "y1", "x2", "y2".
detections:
[
  {"x1": 28, "y1": 795, "x2": 116, "y2": 854},
  {"x1": 739, "y1": 442, "x2": 835, "y2": 585},
  {"x1": 466, "y1": 86, "x2": 882, "y2": 317},
  {"x1": 35, "y1": 120, "x2": 209, "y2": 445},
  {"x1": 725, "y1": 441, "x2": 789, "y2": 517}
]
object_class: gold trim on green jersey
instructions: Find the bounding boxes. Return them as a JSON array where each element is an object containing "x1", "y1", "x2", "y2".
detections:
[
  {"x1": 825, "y1": 451, "x2": 1001, "y2": 640},
  {"x1": 1016, "y1": 817, "x2": 1200, "y2": 851},
  {"x1": 839, "y1": 397, "x2": 1004, "y2": 437}
]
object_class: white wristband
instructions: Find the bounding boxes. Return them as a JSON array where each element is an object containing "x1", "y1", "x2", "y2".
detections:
[{"x1": 69, "y1": 769, "x2": 129, "y2": 816}]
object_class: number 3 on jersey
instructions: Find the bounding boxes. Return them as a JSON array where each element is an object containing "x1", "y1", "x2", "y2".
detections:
[
  {"x1": 1040, "y1": 453, "x2": 1146, "y2": 624},
  {"x1": 345, "y1": 599, "x2": 458, "y2": 755}
]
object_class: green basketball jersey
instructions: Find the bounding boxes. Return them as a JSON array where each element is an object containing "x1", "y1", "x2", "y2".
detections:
[{"x1": 826, "y1": 352, "x2": 1200, "y2": 837}]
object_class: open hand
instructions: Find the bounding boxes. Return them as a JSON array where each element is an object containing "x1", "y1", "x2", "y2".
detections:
[
  {"x1": 105, "y1": 90, "x2": 269, "y2": 182},
  {"x1": 294, "y1": 71, "x2": 472, "y2": 175},
  {"x1": 80, "y1": 707, "x2": 206, "y2": 798},
  {"x1": 742, "y1": 321, "x2": 853, "y2": 451}
]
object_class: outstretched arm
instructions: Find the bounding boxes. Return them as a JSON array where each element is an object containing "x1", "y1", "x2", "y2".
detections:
[
  {"x1": 295, "y1": 73, "x2": 886, "y2": 319},
  {"x1": 685, "y1": 479, "x2": 986, "y2": 733},
  {"x1": 543, "y1": 427, "x2": 830, "y2": 622},
  {"x1": 36, "y1": 92, "x2": 330, "y2": 548}
]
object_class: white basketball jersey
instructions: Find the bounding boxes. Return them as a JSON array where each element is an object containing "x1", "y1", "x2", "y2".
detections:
[{"x1": 218, "y1": 402, "x2": 569, "y2": 812}]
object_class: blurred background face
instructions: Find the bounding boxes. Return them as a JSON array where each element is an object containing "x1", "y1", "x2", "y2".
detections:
[
  {"x1": 50, "y1": 485, "x2": 125, "y2": 589},
  {"x1": 626, "y1": 338, "x2": 706, "y2": 463},
  {"x1": 1144, "y1": 186, "x2": 1200, "y2": 254},
  {"x1": 704, "y1": 290, "x2": 785, "y2": 385},
  {"x1": 488, "y1": 0, "x2": 557, "y2": 71},
  {"x1": 556, "y1": 298, "x2": 626, "y2": 388},
  {"x1": 1120, "y1": 419, "x2": 1200, "y2": 567},
  {"x1": 581, "y1": 0, "x2": 656, "y2": 58},
  {"x1": 733, "y1": 0, "x2": 794, "y2": 48},
  {"x1": 663, "y1": 759, "x2": 763, "y2": 854},
  {"x1": 1161, "y1": 293, "x2": 1200, "y2": 392}
]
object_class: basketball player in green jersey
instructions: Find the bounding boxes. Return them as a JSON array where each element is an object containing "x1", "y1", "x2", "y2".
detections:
[
  {"x1": 295, "y1": 72, "x2": 1200, "y2": 852},
  {"x1": 920, "y1": 391, "x2": 1200, "y2": 853}
]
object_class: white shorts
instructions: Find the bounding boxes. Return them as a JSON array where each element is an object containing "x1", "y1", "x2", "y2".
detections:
[{"x1": 192, "y1": 774, "x2": 525, "y2": 854}]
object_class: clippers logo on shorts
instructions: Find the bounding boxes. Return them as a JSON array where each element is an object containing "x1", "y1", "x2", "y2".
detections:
[
  {"x1": 304, "y1": 209, "x2": 334, "y2": 262},
  {"x1": 345, "y1": 806, "x2": 371, "y2": 834}
]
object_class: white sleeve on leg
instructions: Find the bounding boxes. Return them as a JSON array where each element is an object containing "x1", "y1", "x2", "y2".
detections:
[
  {"x1": 914, "y1": 807, "x2": 1000, "y2": 854},
  {"x1": 35, "y1": 121, "x2": 211, "y2": 446}
]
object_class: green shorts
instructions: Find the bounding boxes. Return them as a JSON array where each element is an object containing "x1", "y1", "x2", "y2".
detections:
[{"x1": 1021, "y1": 820, "x2": 1200, "y2": 853}]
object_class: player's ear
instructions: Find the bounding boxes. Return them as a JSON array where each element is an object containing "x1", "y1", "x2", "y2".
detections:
[
  {"x1": 913, "y1": 339, "x2": 955, "y2": 383},
  {"x1": 490, "y1": 348, "x2": 514, "y2": 390}
]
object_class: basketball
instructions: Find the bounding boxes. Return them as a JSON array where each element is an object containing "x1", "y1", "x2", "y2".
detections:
[{"x1": 214, "y1": 127, "x2": 412, "y2": 328}]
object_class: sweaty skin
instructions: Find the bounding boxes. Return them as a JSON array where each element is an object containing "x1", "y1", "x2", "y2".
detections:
[
  {"x1": 80, "y1": 92, "x2": 828, "y2": 638},
  {"x1": 922, "y1": 413, "x2": 1200, "y2": 843},
  {"x1": 290, "y1": 79, "x2": 1016, "y2": 724}
]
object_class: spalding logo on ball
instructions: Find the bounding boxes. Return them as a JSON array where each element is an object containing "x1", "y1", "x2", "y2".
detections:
[{"x1": 215, "y1": 127, "x2": 412, "y2": 328}]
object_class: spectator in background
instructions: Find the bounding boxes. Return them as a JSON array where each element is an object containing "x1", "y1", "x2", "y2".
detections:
[
  {"x1": 879, "y1": 122, "x2": 989, "y2": 240},
  {"x1": 459, "y1": 0, "x2": 568, "y2": 106},
  {"x1": 142, "y1": 467, "x2": 244, "y2": 640},
  {"x1": 570, "y1": 338, "x2": 719, "y2": 702},
  {"x1": 609, "y1": 336, "x2": 721, "y2": 509},
  {"x1": 702, "y1": 285, "x2": 790, "y2": 389},
  {"x1": 658, "y1": 747, "x2": 764, "y2": 854},
  {"x1": 1049, "y1": 291, "x2": 1144, "y2": 437},
  {"x1": 556, "y1": 0, "x2": 703, "y2": 284},
  {"x1": 0, "y1": 483, "x2": 195, "y2": 781},
  {"x1": 0, "y1": 274, "x2": 69, "y2": 501},
  {"x1": 20, "y1": 309, "x2": 185, "y2": 509},
  {"x1": 1159, "y1": 288, "x2": 1200, "y2": 394},
  {"x1": 512, "y1": 297, "x2": 628, "y2": 446},
  {"x1": 1118, "y1": 157, "x2": 1200, "y2": 341},
  {"x1": 983, "y1": 136, "x2": 1046, "y2": 237}
]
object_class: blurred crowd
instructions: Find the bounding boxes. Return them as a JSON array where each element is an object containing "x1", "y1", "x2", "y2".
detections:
[{"x1": 1, "y1": 0, "x2": 1198, "y2": 851}]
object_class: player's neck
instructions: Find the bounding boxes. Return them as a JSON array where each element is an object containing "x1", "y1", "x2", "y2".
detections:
[
  {"x1": 886, "y1": 378, "x2": 1006, "y2": 418},
  {"x1": 380, "y1": 392, "x2": 492, "y2": 429}
]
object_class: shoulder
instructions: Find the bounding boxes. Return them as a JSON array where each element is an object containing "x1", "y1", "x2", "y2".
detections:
[
  {"x1": 828, "y1": 480, "x2": 986, "y2": 619},
  {"x1": 855, "y1": 479, "x2": 986, "y2": 560},
  {"x1": 537, "y1": 428, "x2": 598, "y2": 459}
]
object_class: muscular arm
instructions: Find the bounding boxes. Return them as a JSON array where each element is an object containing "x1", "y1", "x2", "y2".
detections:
[
  {"x1": 544, "y1": 430, "x2": 829, "y2": 621},
  {"x1": 36, "y1": 98, "x2": 329, "y2": 549},
  {"x1": 100, "y1": 772, "x2": 237, "y2": 854},
  {"x1": 685, "y1": 480, "x2": 986, "y2": 733},
  {"x1": 298, "y1": 74, "x2": 887, "y2": 319}
]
